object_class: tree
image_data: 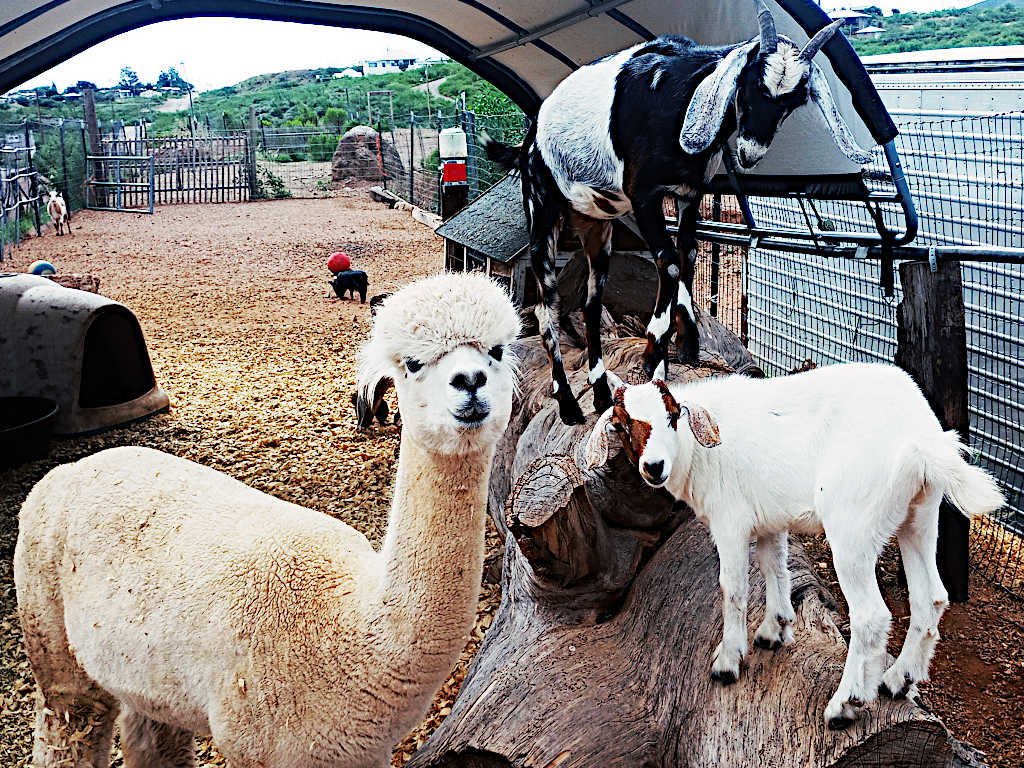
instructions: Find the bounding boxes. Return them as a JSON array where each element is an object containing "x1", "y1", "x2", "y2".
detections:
[
  {"x1": 325, "y1": 106, "x2": 348, "y2": 132},
  {"x1": 156, "y1": 67, "x2": 192, "y2": 91},
  {"x1": 862, "y1": 5, "x2": 884, "y2": 16},
  {"x1": 75, "y1": 79, "x2": 98, "y2": 92},
  {"x1": 119, "y1": 66, "x2": 141, "y2": 94}
]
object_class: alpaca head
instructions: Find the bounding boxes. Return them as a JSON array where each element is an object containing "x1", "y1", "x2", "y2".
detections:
[{"x1": 359, "y1": 272, "x2": 521, "y2": 455}]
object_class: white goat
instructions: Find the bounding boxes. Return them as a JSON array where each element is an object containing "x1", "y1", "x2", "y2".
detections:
[
  {"x1": 45, "y1": 190, "x2": 70, "y2": 236},
  {"x1": 585, "y1": 363, "x2": 1004, "y2": 729}
]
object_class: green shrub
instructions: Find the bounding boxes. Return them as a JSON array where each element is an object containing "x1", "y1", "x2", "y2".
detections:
[
  {"x1": 306, "y1": 133, "x2": 339, "y2": 162},
  {"x1": 289, "y1": 151, "x2": 306, "y2": 162},
  {"x1": 254, "y1": 165, "x2": 291, "y2": 199}
]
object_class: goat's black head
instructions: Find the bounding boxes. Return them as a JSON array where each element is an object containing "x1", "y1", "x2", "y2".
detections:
[{"x1": 679, "y1": 0, "x2": 871, "y2": 169}]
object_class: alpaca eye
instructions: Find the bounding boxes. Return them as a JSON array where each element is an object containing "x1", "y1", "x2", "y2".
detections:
[
  {"x1": 488, "y1": 345, "x2": 504, "y2": 362},
  {"x1": 405, "y1": 358, "x2": 422, "y2": 374}
]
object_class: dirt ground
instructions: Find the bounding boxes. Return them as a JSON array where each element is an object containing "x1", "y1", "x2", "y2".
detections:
[
  {"x1": 0, "y1": 193, "x2": 496, "y2": 767},
  {"x1": 1, "y1": 195, "x2": 1022, "y2": 767}
]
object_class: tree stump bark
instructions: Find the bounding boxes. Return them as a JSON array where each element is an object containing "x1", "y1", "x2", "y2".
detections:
[{"x1": 409, "y1": 318, "x2": 986, "y2": 768}]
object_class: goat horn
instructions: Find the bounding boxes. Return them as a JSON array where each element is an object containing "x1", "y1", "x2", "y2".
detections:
[
  {"x1": 754, "y1": 0, "x2": 778, "y2": 53},
  {"x1": 799, "y1": 19, "x2": 844, "y2": 63}
]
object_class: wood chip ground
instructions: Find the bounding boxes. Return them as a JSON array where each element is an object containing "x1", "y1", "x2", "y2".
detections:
[{"x1": 0, "y1": 194, "x2": 1021, "y2": 767}]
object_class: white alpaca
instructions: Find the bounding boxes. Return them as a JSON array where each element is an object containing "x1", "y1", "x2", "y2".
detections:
[
  {"x1": 45, "y1": 190, "x2": 70, "y2": 236},
  {"x1": 585, "y1": 363, "x2": 1004, "y2": 729},
  {"x1": 15, "y1": 271, "x2": 521, "y2": 768}
]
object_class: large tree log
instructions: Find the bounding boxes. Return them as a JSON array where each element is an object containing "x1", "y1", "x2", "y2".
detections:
[{"x1": 410, "y1": 318, "x2": 985, "y2": 768}]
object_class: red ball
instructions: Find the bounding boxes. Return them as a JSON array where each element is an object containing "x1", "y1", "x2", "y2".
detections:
[{"x1": 328, "y1": 252, "x2": 351, "y2": 274}]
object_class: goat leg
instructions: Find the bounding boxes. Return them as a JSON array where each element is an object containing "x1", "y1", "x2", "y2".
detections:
[
  {"x1": 527, "y1": 164, "x2": 585, "y2": 425},
  {"x1": 673, "y1": 197, "x2": 701, "y2": 364},
  {"x1": 633, "y1": 194, "x2": 680, "y2": 381},
  {"x1": 581, "y1": 220, "x2": 614, "y2": 414}
]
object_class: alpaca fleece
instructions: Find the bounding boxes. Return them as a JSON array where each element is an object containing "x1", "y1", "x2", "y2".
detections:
[{"x1": 15, "y1": 271, "x2": 522, "y2": 768}]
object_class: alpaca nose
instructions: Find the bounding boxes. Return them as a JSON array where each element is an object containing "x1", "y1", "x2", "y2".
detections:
[
  {"x1": 450, "y1": 369, "x2": 487, "y2": 394},
  {"x1": 642, "y1": 459, "x2": 665, "y2": 481}
]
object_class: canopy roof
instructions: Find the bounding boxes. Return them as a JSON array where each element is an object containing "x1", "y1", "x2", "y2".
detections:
[{"x1": 2, "y1": 2, "x2": 895, "y2": 150}]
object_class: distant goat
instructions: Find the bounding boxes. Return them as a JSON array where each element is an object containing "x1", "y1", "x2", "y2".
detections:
[
  {"x1": 485, "y1": 0, "x2": 869, "y2": 425},
  {"x1": 331, "y1": 269, "x2": 368, "y2": 302},
  {"x1": 45, "y1": 190, "x2": 70, "y2": 236},
  {"x1": 585, "y1": 363, "x2": 1004, "y2": 729}
]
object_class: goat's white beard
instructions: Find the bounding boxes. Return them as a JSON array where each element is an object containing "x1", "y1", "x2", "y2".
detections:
[{"x1": 762, "y1": 45, "x2": 805, "y2": 98}]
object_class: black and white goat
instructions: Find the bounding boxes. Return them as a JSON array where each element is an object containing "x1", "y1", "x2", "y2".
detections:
[{"x1": 485, "y1": 0, "x2": 870, "y2": 425}]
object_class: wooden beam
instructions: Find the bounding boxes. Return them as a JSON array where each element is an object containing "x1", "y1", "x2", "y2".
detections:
[{"x1": 896, "y1": 259, "x2": 971, "y2": 602}]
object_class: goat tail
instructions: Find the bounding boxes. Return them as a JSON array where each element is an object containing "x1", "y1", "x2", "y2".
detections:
[
  {"x1": 479, "y1": 132, "x2": 521, "y2": 171},
  {"x1": 921, "y1": 431, "x2": 1005, "y2": 519}
]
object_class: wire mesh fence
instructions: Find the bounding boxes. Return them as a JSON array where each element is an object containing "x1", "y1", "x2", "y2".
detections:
[
  {"x1": 252, "y1": 108, "x2": 527, "y2": 207},
  {"x1": 742, "y1": 111, "x2": 1024, "y2": 597}
]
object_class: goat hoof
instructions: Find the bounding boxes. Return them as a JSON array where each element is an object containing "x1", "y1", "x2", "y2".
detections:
[
  {"x1": 753, "y1": 635, "x2": 782, "y2": 651},
  {"x1": 879, "y1": 675, "x2": 912, "y2": 700},
  {"x1": 557, "y1": 398, "x2": 586, "y2": 426},
  {"x1": 710, "y1": 668, "x2": 737, "y2": 686},
  {"x1": 827, "y1": 715, "x2": 855, "y2": 731}
]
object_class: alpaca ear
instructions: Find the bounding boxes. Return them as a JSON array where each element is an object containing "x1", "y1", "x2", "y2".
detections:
[
  {"x1": 680, "y1": 402, "x2": 721, "y2": 448},
  {"x1": 680, "y1": 42, "x2": 757, "y2": 155},
  {"x1": 584, "y1": 407, "x2": 617, "y2": 470},
  {"x1": 807, "y1": 64, "x2": 873, "y2": 165}
]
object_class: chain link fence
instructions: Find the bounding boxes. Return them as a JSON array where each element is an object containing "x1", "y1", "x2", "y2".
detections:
[{"x1": 742, "y1": 112, "x2": 1024, "y2": 597}]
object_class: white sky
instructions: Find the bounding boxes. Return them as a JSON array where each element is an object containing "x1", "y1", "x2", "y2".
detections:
[
  {"x1": 14, "y1": 2, "x2": 985, "y2": 94},
  {"x1": 17, "y1": 18, "x2": 441, "y2": 93}
]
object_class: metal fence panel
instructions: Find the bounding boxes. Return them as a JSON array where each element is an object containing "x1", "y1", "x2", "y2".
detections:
[{"x1": 743, "y1": 110, "x2": 1024, "y2": 595}]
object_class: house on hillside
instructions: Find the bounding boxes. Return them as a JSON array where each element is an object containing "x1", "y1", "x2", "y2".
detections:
[
  {"x1": 363, "y1": 57, "x2": 419, "y2": 75},
  {"x1": 436, "y1": 173, "x2": 649, "y2": 306},
  {"x1": 828, "y1": 9, "x2": 872, "y2": 34},
  {"x1": 855, "y1": 25, "x2": 885, "y2": 39}
]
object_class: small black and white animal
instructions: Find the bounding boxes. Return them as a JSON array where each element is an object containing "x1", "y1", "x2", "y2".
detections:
[
  {"x1": 331, "y1": 269, "x2": 368, "y2": 303},
  {"x1": 484, "y1": 0, "x2": 870, "y2": 425}
]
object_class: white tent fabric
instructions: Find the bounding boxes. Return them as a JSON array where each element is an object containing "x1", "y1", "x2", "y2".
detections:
[{"x1": 1, "y1": 0, "x2": 897, "y2": 177}]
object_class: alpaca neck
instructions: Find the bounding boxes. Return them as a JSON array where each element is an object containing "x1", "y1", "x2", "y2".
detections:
[{"x1": 372, "y1": 432, "x2": 493, "y2": 722}]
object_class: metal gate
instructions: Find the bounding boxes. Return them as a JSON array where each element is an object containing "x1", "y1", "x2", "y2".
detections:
[
  {"x1": 101, "y1": 135, "x2": 251, "y2": 205},
  {"x1": 85, "y1": 154, "x2": 154, "y2": 213}
]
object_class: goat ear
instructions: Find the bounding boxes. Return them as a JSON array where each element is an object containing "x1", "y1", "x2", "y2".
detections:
[
  {"x1": 583, "y1": 407, "x2": 617, "y2": 470},
  {"x1": 807, "y1": 64, "x2": 873, "y2": 165},
  {"x1": 679, "y1": 42, "x2": 756, "y2": 155},
  {"x1": 605, "y1": 370, "x2": 625, "y2": 391},
  {"x1": 680, "y1": 402, "x2": 721, "y2": 448}
]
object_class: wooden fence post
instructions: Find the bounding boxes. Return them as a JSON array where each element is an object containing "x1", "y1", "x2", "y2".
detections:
[
  {"x1": 83, "y1": 89, "x2": 106, "y2": 208},
  {"x1": 248, "y1": 105, "x2": 259, "y2": 199},
  {"x1": 24, "y1": 122, "x2": 41, "y2": 236},
  {"x1": 895, "y1": 258, "x2": 971, "y2": 602}
]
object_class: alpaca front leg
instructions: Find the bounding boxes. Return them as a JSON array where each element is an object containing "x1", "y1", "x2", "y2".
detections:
[
  {"x1": 120, "y1": 709, "x2": 196, "y2": 768},
  {"x1": 709, "y1": 531, "x2": 751, "y2": 684},
  {"x1": 753, "y1": 532, "x2": 796, "y2": 650}
]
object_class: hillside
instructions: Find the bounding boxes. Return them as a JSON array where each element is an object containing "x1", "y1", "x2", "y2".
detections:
[
  {"x1": 970, "y1": 0, "x2": 1024, "y2": 10},
  {"x1": 849, "y1": 4, "x2": 1024, "y2": 55},
  {"x1": 0, "y1": 60, "x2": 520, "y2": 134}
]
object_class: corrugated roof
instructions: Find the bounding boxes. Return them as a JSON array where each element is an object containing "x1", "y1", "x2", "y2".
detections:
[{"x1": 435, "y1": 174, "x2": 528, "y2": 264}]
